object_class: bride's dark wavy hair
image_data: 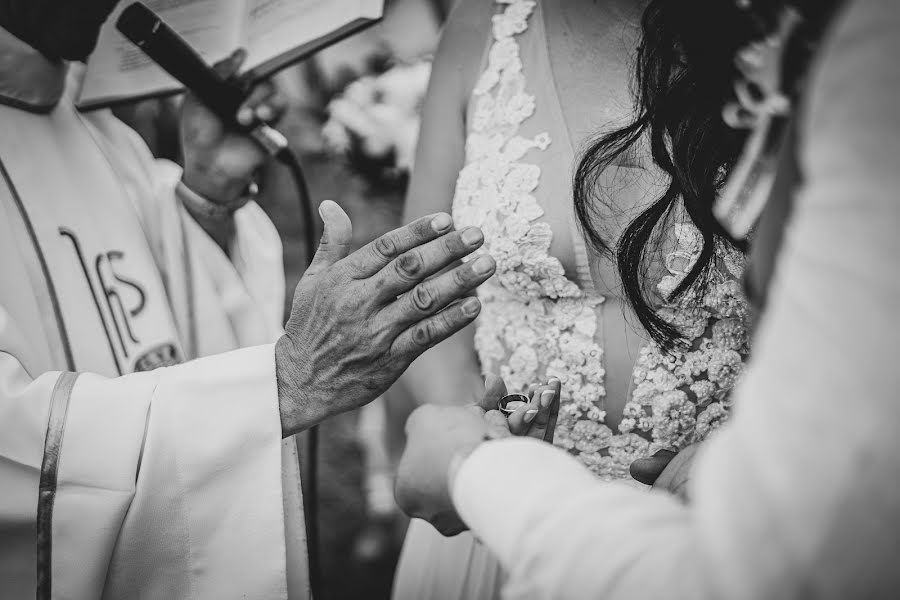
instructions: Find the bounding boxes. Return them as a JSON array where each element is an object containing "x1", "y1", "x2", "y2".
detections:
[
  {"x1": 574, "y1": 0, "x2": 846, "y2": 351},
  {"x1": 573, "y1": 0, "x2": 762, "y2": 350},
  {"x1": 574, "y1": 0, "x2": 776, "y2": 349}
]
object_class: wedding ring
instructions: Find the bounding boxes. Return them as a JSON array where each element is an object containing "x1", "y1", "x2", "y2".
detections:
[{"x1": 498, "y1": 393, "x2": 529, "y2": 416}]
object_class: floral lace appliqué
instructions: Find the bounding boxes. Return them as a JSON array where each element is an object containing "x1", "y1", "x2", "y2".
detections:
[
  {"x1": 622, "y1": 225, "x2": 751, "y2": 453},
  {"x1": 452, "y1": 0, "x2": 615, "y2": 474},
  {"x1": 453, "y1": 0, "x2": 750, "y2": 479}
]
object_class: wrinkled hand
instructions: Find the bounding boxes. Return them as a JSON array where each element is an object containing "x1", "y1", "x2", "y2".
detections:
[
  {"x1": 276, "y1": 201, "x2": 496, "y2": 436},
  {"x1": 629, "y1": 444, "x2": 701, "y2": 502},
  {"x1": 180, "y1": 49, "x2": 288, "y2": 206}
]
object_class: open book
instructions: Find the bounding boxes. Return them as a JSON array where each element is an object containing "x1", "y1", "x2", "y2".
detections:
[{"x1": 78, "y1": 0, "x2": 384, "y2": 110}]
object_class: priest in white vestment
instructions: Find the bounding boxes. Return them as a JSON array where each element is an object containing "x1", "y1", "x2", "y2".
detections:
[
  {"x1": 0, "y1": 13, "x2": 311, "y2": 599},
  {"x1": 0, "y1": 2, "x2": 497, "y2": 598}
]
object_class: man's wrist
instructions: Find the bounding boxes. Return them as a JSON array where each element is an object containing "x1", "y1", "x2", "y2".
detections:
[{"x1": 275, "y1": 335, "x2": 328, "y2": 437}]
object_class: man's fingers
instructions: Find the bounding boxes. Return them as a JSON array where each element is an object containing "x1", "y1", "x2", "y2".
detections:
[
  {"x1": 475, "y1": 375, "x2": 508, "y2": 412},
  {"x1": 211, "y1": 50, "x2": 286, "y2": 128},
  {"x1": 652, "y1": 444, "x2": 699, "y2": 501},
  {"x1": 381, "y1": 252, "x2": 495, "y2": 326},
  {"x1": 485, "y1": 375, "x2": 508, "y2": 400},
  {"x1": 236, "y1": 80, "x2": 286, "y2": 126},
  {"x1": 212, "y1": 48, "x2": 247, "y2": 80},
  {"x1": 343, "y1": 214, "x2": 456, "y2": 278},
  {"x1": 305, "y1": 200, "x2": 353, "y2": 278},
  {"x1": 629, "y1": 450, "x2": 677, "y2": 486},
  {"x1": 372, "y1": 226, "x2": 488, "y2": 300},
  {"x1": 392, "y1": 298, "x2": 481, "y2": 360},
  {"x1": 465, "y1": 404, "x2": 486, "y2": 418}
]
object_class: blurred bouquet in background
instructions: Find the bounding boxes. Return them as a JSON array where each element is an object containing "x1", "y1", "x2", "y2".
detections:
[{"x1": 322, "y1": 60, "x2": 431, "y2": 186}]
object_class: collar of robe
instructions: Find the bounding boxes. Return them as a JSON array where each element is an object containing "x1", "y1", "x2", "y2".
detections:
[{"x1": 0, "y1": 26, "x2": 68, "y2": 113}]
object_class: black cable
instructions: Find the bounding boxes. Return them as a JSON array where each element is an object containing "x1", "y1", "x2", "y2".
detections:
[
  {"x1": 275, "y1": 147, "x2": 321, "y2": 598},
  {"x1": 275, "y1": 147, "x2": 317, "y2": 286}
]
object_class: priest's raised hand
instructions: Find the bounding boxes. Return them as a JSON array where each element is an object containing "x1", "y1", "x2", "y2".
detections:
[{"x1": 276, "y1": 200, "x2": 495, "y2": 436}]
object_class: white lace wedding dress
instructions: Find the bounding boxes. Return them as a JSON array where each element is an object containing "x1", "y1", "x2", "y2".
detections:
[{"x1": 393, "y1": 2, "x2": 750, "y2": 598}]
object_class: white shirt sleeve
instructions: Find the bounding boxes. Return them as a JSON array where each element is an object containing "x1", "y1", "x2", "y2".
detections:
[
  {"x1": 452, "y1": 0, "x2": 900, "y2": 598},
  {"x1": 453, "y1": 438, "x2": 706, "y2": 600}
]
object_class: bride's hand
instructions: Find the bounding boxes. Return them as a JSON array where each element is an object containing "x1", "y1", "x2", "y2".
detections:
[{"x1": 474, "y1": 375, "x2": 561, "y2": 443}]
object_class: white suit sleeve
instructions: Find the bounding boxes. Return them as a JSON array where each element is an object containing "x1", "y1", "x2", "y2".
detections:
[{"x1": 452, "y1": 1, "x2": 900, "y2": 598}]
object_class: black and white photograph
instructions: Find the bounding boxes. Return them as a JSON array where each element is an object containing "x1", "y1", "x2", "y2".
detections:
[{"x1": 1, "y1": 0, "x2": 898, "y2": 598}]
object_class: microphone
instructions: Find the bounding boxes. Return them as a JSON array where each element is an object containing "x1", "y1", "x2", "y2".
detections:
[{"x1": 116, "y1": 2, "x2": 288, "y2": 156}]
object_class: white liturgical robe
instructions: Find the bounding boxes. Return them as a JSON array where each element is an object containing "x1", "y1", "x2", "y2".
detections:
[{"x1": 0, "y1": 27, "x2": 309, "y2": 599}]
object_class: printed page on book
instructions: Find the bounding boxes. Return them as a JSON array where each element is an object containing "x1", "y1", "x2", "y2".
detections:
[
  {"x1": 78, "y1": 0, "x2": 383, "y2": 110},
  {"x1": 243, "y1": 0, "x2": 384, "y2": 78}
]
